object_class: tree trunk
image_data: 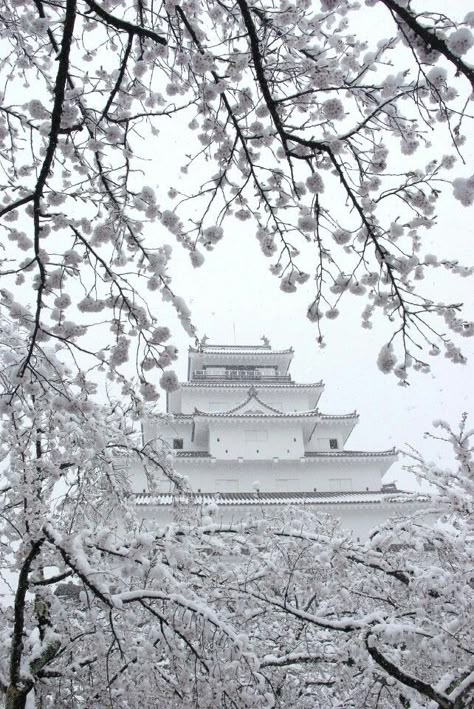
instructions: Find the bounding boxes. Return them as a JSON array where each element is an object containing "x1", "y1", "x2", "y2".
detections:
[{"x1": 4, "y1": 686, "x2": 29, "y2": 709}]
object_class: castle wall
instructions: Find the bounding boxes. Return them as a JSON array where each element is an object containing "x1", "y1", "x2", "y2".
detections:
[
  {"x1": 136, "y1": 501, "x2": 425, "y2": 540},
  {"x1": 305, "y1": 422, "x2": 348, "y2": 450},
  {"x1": 207, "y1": 420, "x2": 304, "y2": 461},
  {"x1": 127, "y1": 458, "x2": 384, "y2": 495}
]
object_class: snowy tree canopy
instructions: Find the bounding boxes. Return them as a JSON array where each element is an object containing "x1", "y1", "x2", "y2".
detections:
[
  {"x1": 0, "y1": 324, "x2": 473, "y2": 707},
  {"x1": 0, "y1": 0, "x2": 473, "y2": 387},
  {"x1": 1, "y1": 1, "x2": 474, "y2": 707}
]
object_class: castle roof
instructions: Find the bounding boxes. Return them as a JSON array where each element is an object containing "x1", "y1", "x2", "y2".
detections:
[
  {"x1": 194, "y1": 388, "x2": 294, "y2": 416},
  {"x1": 194, "y1": 410, "x2": 357, "y2": 421},
  {"x1": 189, "y1": 344, "x2": 293, "y2": 355},
  {"x1": 304, "y1": 449, "x2": 396, "y2": 461},
  {"x1": 133, "y1": 490, "x2": 425, "y2": 507},
  {"x1": 188, "y1": 342, "x2": 294, "y2": 376},
  {"x1": 181, "y1": 381, "x2": 324, "y2": 389},
  {"x1": 173, "y1": 448, "x2": 397, "y2": 466},
  {"x1": 169, "y1": 449, "x2": 396, "y2": 462},
  {"x1": 190, "y1": 387, "x2": 357, "y2": 422}
]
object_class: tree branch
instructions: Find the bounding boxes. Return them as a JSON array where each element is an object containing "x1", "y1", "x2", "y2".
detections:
[
  {"x1": 380, "y1": 0, "x2": 474, "y2": 91},
  {"x1": 84, "y1": 0, "x2": 166, "y2": 45},
  {"x1": 365, "y1": 634, "x2": 453, "y2": 709}
]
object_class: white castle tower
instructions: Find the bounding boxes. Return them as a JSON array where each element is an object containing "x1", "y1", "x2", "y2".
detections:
[{"x1": 131, "y1": 341, "x2": 419, "y2": 536}]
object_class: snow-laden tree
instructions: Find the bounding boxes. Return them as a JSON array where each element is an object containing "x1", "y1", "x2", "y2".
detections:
[
  {"x1": 0, "y1": 323, "x2": 267, "y2": 709},
  {"x1": 1, "y1": 0, "x2": 474, "y2": 387},
  {"x1": 1, "y1": 1, "x2": 474, "y2": 707},
  {"x1": 205, "y1": 416, "x2": 474, "y2": 708},
  {"x1": 1, "y1": 318, "x2": 472, "y2": 708}
]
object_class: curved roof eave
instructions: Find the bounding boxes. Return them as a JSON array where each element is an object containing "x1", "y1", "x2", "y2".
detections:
[
  {"x1": 189, "y1": 345, "x2": 294, "y2": 355},
  {"x1": 181, "y1": 381, "x2": 324, "y2": 389},
  {"x1": 133, "y1": 490, "x2": 427, "y2": 507}
]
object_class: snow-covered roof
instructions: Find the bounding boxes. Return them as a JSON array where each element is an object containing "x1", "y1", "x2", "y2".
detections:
[
  {"x1": 133, "y1": 490, "x2": 426, "y2": 507},
  {"x1": 181, "y1": 381, "x2": 324, "y2": 389},
  {"x1": 168, "y1": 449, "x2": 396, "y2": 462},
  {"x1": 188, "y1": 343, "x2": 295, "y2": 376},
  {"x1": 304, "y1": 449, "x2": 396, "y2": 461},
  {"x1": 190, "y1": 388, "x2": 356, "y2": 421},
  {"x1": 174, "y1": 451, "x2": 211, "y2": 458},
  {"x1": 195, "y1": 389, "x2": 287, "y2": 416},
  {"x1": 189, "y1": 345, "x2": 293, "y2": 355},
  {"x1": 195, "y1": 410, "x2": 356, "y2": 421},
  {"x1": 319, "y1": 412, "x2": 358, "y2": 421}
]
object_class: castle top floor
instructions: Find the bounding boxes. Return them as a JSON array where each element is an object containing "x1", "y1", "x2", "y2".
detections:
[{"x1": 187, "y1": 340, "x2": 295, "y2": 384}]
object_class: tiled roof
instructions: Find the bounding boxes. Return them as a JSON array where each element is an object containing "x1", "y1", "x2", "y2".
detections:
[
  {"x1": 195, "y1": 389, "x2": 286, "y2": 416},
  {"x1": 168, "y1": 449, "x2": 395, "y2": 462},
  {"x1": 190, "y1": 345, "x2": 293, "y2": 355},
  {"x1": 192, "y1": 390, "x2": 356, "y2": 420},
  {"x1": 194, "y1": 411, "x2": 357, "y2": 421},
  {"x1": 195, "y1": 409, "x2": 321, "y2": 419},
  {"x1": 320, "y1": 412, "x2": 358, "y2": 420},
  {"x1": 182, "y1": 381, "x2": 324, "y2": 389},
  {"x1": 305, "y1": 449, "x2": 396, "y2": 459},
  {"x1": 168, "y1": 407, "x2": 357, "y2": 422},
  {"x1": 174, "y1": 451, "x2": 211, "y2": 458},
  {"x1": 133, "y1": 490, "x2": 426, "y2": 507}
]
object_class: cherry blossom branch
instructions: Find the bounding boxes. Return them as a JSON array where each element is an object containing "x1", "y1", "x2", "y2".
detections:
[
  {"x1": 0, "y1": 194, "x2": 34, "y2": 219},
  {"x1": 83, "y1": 0, "x2": 166, "y2": 46},
  {"x1": 380, "y1": 0, "x2": 474, "y2": 91},
  {"x1": 364, "y1": 634, "x2": 453, "y2": 709},
  {"x1": 19, "y1": 0, "x2": 77, "y2": 380}
]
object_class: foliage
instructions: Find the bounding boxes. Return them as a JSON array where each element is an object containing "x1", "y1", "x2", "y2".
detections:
[
  {"x1": 0, "y1": 323, "x2": 473, "y2": 707},
  {"x1": 0, "y1": 0, "x2": 474, "y2": 387},
  {"x1": 1, "y1": 1, "x2": 474, "y2": 706}
]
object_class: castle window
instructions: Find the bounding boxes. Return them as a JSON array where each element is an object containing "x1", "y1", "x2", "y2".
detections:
[
  {"x1": 329, "y1": 438, "x2": 339, "y2": 450},
  {"x1": 225, "y1": 367, "x2": 258, "y2": 380},
  {"x1": 172, "y1": 438, "x2": 184, "y2": 450}
]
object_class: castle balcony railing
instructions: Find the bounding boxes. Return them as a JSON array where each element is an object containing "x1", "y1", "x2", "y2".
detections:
[{"x1": 192, "y1": 371, "x2": 292, "y2": 382}]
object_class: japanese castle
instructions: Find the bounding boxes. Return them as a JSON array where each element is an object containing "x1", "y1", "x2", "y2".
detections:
[{"x1": 131, "y1": 341, "x2": 419, "y2": 536}]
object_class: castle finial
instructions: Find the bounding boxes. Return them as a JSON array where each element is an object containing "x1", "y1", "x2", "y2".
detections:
[{"x1": 261, "y1": 335, "x2": 270, "y2": 346}]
